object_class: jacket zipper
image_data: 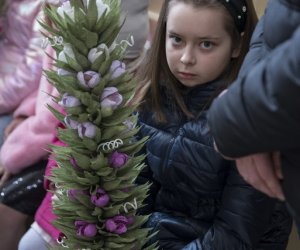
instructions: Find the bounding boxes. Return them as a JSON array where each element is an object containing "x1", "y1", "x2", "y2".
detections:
[{"x1": 161, "y1": 127, "x2": 184, "y2": 175}]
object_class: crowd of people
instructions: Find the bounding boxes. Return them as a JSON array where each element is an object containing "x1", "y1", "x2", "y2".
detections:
[{"x1": 0, "y1": 0, "x2": 299, "y2": 249}]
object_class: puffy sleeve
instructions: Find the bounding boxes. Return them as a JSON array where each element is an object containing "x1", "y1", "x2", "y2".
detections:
[
  {"x1": 0, "y1": 48, "x2": 60, "y2": 174},
  {"x1": 207, "y1": 25, "x2": 300, "y2": 158},
  {"x1": 0, "y1": 0, "x2": 43, "y2": 114}
]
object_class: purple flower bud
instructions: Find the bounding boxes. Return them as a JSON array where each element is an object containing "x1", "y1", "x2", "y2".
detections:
[
  {"x1": 105, "y1": 215, "x2": 134, "y2": 235},
  {"x1": 78, "y1": 122, "x2": 96, "y2": 138},
  {"x1": 68, "y1": 189, "x2": 88, "y2": 201},
  {"x1": 109, "y1": 60, "x2": 126, "y2": 79},
  {"x1": 57, "y1": 68, "x2": 74, "y2": 76},
  {"x1": 121, "y1": 187, "x2": 130, "y2": 193},
  {"x1": 100, "y1": 87, "x2": 123, "y2": 110},
  {"x1": 45, "y1": 0, "x2": 61, "y2": 6},
  {"x1": 64, "y1": 115, "x2": 79, "y2": 129},
  {"x1": 127, "y1": 216, "x2": 135, "y2": 225},
  {"x1": 75, "y1": 220, "x2": 97, "y2": 237},
  {"x1": 90, "y1": 188, "x2": 110, "y2": 207},
  {"x1": 70, "y1": 156, "x2": 81, "y2": 170},
  {"x1": 88, "y1": 47, "x2": 103, "y2": 63},
  {"x1": 77, "y1": 71, "x2": 101, "y2": 89},
  {"x1": 108, "y1": 151, "x2": 128, "y2": 168},
  {"x1": 122, "y1": 119, "x2": 136, "y2": 131},
  {"x1": 57, "y1": 2, "x2": 75, "y2": 21},
  {"x1": 58, "y1": 93, "x2": 81, "y2": 107},
  {"x1": 58, "y1": 43, "x2": 75, "y2": 63}
]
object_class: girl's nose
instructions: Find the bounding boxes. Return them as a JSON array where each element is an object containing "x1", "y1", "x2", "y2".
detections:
[{"x1": 180, "y1": 47, "x2": 196, "y2": 65}]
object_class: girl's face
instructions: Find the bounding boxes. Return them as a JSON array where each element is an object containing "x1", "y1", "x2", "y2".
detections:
[{"x1": 166, "y1": 2, "x2": 240, "y2": 87}]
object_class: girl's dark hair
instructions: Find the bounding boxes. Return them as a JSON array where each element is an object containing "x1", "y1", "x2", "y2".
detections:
[{"x1": 133, "y1": 0, "x2": 258, "y2": 122}]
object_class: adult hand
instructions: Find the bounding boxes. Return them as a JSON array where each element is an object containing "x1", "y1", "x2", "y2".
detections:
[
  {"x1": 3, "y1": 116, "x2": 26, "y2": 140},
  {"x1": 0, "y1": 164, "x2": 11, "y2": 187},
  {"x1": 235, "y1": 152, "x2": 285, "y2": 201}
]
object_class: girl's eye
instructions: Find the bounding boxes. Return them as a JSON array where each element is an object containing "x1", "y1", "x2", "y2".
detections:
[
  {"x1": 170, "y1": 35, "x2": 182, "y2": 45},
  {"x1": 200, "y1": 41, "x2": 213, "y2": 49}
]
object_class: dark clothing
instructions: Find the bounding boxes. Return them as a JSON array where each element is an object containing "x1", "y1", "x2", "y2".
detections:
[
  {"x1": 139, "y1": 82, "x2": 292, "y2": 249},
  {"x1": 207, "y1": 0, "x2": 300, "y2": 222},
  {"x1": 0, "y1": 161, "x2": 47, "y2": 215}
]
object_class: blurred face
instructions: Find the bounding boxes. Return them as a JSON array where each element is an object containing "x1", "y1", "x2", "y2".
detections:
[{"x1": 166, "y1": 2, "x2": 240, "y2": 87}]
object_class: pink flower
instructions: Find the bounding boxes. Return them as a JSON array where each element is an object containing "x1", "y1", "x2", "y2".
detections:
[
  {"x1": 90, "y1": 188, "x2": 110, "y2": 207},
  {"x1": 100, "y1": 87, "x2": 123, "y2": 110},
  {"x1": 105, "y1": 215, "x2": 134, "y2": 235},
  {"x1": 108, "y1": 151, "x2": 128, "y2": 168},
  {"x1": 77, "y1": 71, "x2": 101, "y2": 89},
  {"x1": 109, "y1": 60, "x2": 126, "y2": 79},
  {"x1": 75, "y1": 221, "x2": 97, "y2": 237}
]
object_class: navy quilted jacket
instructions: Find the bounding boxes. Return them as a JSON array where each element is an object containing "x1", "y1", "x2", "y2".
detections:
[{"x1": 138, "y1": 82, "x2": 292, "y2": 249}]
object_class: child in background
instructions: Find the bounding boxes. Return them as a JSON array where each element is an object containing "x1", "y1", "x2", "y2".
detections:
[
  {"x1": 132, "y1": 0, "x2": 292, "y2": 249},
  {"x1": 0, "y1": 1, "x2": 49, "y2": 250}
]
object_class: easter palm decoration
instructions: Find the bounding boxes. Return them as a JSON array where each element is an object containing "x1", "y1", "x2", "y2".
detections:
[{"x1": 41, "y1": 0, "x2": 155, "y2": 249}]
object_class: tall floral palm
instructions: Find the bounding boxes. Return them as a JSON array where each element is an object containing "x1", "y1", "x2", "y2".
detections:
[{"x1": 41, "y1": 0, "x2": 155, "y2": 249}]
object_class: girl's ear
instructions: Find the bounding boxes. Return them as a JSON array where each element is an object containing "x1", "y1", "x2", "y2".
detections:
[
  {"x1": 231, "y1": 46, "x2": 241, "y2": 58},
  {"x1": 231, "y1": 33, "x2": 244, "y2": 58}
]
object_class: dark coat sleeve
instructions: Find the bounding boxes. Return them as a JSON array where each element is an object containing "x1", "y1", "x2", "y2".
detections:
[
  {"x1": 207, "y1": 25, "x2": 300, "y2": 158},
  {"x1": 181, "y1": 165, "x2": 279, "y2": 250}
]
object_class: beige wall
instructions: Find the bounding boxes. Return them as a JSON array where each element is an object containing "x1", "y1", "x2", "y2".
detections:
[
  {"x1": 253, "y1": 0, "x2": 268, "y2": 17},
  {"x1": 149, "y1": 0, "x2": 269, "y2": 18}
]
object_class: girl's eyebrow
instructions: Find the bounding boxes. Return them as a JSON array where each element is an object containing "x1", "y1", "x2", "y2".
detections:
[
  {"x1": 167, "y1": 30, "x2": 181, "y2": 36},
  {"x1": 196, "y1": 36, "x2": 221, "y2": 41},
  {"x1": 168, "y1": 30, "x2": 220, "y2": 41}
]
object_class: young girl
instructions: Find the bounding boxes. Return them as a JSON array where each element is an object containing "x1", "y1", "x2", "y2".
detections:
[{"x1": 133, "y1": 0, "x2": 292, "y2": 249}]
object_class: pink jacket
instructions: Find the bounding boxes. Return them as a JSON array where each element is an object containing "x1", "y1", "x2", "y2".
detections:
[
  {"x1": 0, "y1": 0, "x2": 43, "y2": 114},
  {"x1": 35, "y1": 137, "x2": 65, "y2": 241},
  {"x1": 0, "y1": 47, "x2": 60, "y2": 174}
]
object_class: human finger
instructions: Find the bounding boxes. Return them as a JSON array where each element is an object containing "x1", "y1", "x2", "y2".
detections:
[
  {"x1": 254, "y1": 153, "x2": 285, "y2": 201},
  {"x1": 236, "y1": 156, "x2": 277, "y2": 199},
  {"x1": 0, "y1": 171, "x2": 10, "y2": 187}
]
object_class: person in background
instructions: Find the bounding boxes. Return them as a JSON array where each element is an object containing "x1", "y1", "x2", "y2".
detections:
[
  {"x1": 207, "y1": 0, "x2": 300, "y2": 228},
  {"x1": 131, "y1": 0, "x2": 292, "y2": 249},
  {"x1": 0, "y1": 1, "x2": 49, "y2": 250}
]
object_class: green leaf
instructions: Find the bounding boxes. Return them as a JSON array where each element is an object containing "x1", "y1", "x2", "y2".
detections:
[
  {"x1": 72, "y1": 151, "x2": 91, "y2": 170},
  {"x1": 65, "y1": 52, "x2": 83, "y2": 72},
  {"x1": 82, "y1": 137, "x2": 98, "y2": 151},
  {"x1": 47, "y1": 105, "x2": 65, "y2": 122},
  {"x1": 86, "y1": 0, "x2": 98, "y2": 29},
  {"x1": 83, "y1": 28, "x2": 99, "y2": 49}
]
